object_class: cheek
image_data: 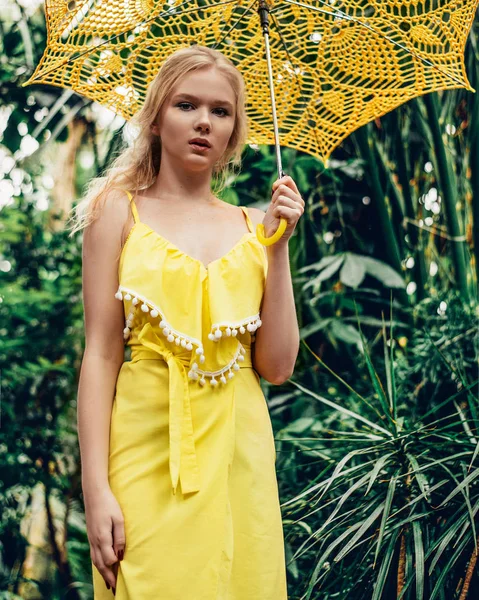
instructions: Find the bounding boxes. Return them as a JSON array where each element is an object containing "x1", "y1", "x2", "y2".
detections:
[
  {"x1": 221, "y1": 122, "x2": 235, "y2": 143},
  {"x1": 165, "y1": 107, "x2": 188, "y2": 127}
]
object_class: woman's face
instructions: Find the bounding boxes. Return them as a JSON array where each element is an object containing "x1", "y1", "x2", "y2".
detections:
[{"x1": 152, "y1": 67, "x2": 236, "y2": 173}]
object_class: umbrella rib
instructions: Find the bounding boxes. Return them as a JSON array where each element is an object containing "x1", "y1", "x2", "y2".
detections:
[
  {"x1": 276, "y1": 0, "x2": 468, "y2": 88},
  {"x1": 28, "y1": 0, "x2": 470, "y2": 92},
  {"x1": 211, "y1": 0, "x2": 259, "y2": 50},
  {"x1": 26, "y1": 0, "x2": 238, "y2": 83},
  {"x1": 268, "y1": 9, "x2": 324, "y2": 161}
]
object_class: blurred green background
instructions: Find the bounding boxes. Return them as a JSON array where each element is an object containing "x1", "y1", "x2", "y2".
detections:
[{"x1": 0, "y1": 2, "x2": 478, "y2": 599}]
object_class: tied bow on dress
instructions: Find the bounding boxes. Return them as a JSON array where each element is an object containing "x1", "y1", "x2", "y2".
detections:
[
  {"x1": 134, "y1": 322, "x2": 253, "y2": 495},
  {"x1": 136, "y1": 322, "x2": 201, "y2": 495}
]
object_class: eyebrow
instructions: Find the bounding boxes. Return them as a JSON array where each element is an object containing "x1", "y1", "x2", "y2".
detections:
[{"x1": 173, "y1": 93, "x2": 234, "y2": 110}]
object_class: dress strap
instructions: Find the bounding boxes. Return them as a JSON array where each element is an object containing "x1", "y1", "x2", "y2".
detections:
[
  {"x1": 123, "y1": 190, "x2": 140, "y2": 225},
  {"x1": 240, "y1": 206, "x2": 254, "y2": 233}
]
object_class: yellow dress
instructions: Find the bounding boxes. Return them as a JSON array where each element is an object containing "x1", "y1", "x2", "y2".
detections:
[{"x1": 91, "y1": 191, "x2": 288, "y2": 599}]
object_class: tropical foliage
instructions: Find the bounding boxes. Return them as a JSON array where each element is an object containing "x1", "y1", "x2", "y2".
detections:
[{"x1": 0, "y1": 2, "x2": 477, "y2": 599}]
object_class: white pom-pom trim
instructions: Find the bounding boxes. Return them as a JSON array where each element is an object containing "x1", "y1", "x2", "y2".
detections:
[
  {"x1": 208, "y1": 314, "x2": 262, "y2": 342},
  {"x1": 187, "y1": 343, "x2": 246, "y2": 386},
  {"x1": 115, "y1": 285, "x2": 203, "y2": 349},
  {"x1": 115, "y1": 285, "x2": 257, "y2": 385}
]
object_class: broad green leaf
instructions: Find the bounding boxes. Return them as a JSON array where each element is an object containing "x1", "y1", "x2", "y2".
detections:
[
  {"x1": 330, "y1": 319, "x2": 363, "y2": 348},
  {"x1": 297, "y1": 254, "x2": 344, "y2": 274},
  {"x1": 361, "y1": 255, "x2": 406, "y2": 288},
  {"x1": 315, "y1": 255, "x2": 345, "y2": 283},
  {"x1": 339, "y1": 253, "x2": 367, "y2": 288}
]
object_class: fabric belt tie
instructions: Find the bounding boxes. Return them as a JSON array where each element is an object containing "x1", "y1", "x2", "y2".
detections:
[
  {"x1": 135, "y1": 322, "x2": 201, "y2": 496},
  {"x1": 131, "y1": 322, "x2": 254, "y2": 497}
]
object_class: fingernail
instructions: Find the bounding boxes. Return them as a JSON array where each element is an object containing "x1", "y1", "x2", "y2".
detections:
[
  {"x1": 113, "y1": 588, "x2": 116, "y2": 596},
  {"x1": 106, "y1": 583, "x2": 110, "y2": 590},
  {"x1": 118, "y1": 549, "x2": 124, "y2": 561}
]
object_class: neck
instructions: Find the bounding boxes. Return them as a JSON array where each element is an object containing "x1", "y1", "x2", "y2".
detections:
[{"x1": 147, "y1": 154, "x2": 217, "y2": 206}]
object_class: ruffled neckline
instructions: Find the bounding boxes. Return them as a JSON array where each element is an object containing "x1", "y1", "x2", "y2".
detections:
[
  {"x1": 121, "y1": 222, "x2": 259, "y2": 274},
  {"x1": 115, "y1": 204, "x2": 267, "y2": 387}
]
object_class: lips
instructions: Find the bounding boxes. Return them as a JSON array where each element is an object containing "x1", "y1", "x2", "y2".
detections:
[{"x1": 189, "y1": 139, "x2": 211, "y2": 148}]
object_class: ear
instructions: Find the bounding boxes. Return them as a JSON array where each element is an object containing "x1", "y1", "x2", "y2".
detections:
[{"x1": 151, "y1": 118, "x2": 162, "y2": 136}]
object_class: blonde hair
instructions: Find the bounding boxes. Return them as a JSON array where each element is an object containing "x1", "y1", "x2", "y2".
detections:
[{"x1": 67, "y1": 45, "x2": 248, "y2": 236}]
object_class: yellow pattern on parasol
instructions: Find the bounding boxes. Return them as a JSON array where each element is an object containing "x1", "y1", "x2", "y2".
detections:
[
  {"x1": 23, "y1": 0, "x2": 478, "y2": 243},
  {"x1": 24, "y1": 0, "x2": 478, "y2": 162}
]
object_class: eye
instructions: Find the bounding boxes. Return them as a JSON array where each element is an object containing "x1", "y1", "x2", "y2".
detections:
[{"x1": 176, "y1": 102, "x2": 229, "y2": 117}]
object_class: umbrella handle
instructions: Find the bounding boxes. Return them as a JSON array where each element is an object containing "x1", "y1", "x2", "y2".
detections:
[{"x1": 255, "y1": 217, "x2": 287, "y2": 246}]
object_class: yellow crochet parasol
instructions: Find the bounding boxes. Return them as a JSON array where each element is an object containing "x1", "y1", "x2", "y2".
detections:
[{"x1": 23, "y1": 0, "x2": 478, "y2": 245}]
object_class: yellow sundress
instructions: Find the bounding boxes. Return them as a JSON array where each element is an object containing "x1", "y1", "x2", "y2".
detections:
[{"x1": 91, "y1": 191, "x2": 288, "y2": 599}]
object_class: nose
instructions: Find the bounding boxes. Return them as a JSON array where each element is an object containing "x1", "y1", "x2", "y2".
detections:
[{"x1": 194, "y1": 108, "x2": 211, "y2": 132}]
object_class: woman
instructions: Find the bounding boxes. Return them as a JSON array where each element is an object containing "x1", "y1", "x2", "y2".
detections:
[{"x1": 72, "y1": 44, "x2": 304, "y2": 598}]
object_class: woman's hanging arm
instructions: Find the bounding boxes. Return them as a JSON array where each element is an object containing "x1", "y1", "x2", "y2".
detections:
[{"x1": 77, "y1": 189, "x2": 132, "y2": 496}]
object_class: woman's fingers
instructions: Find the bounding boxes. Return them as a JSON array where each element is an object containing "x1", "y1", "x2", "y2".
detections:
[
  {"x1": 111, "y1": 561, "x2": 119, "y2": 596},
  {"x1": 100, "y1": 536, "x2": 119, "y2": 570},
  {"x1": 274, "y1": 195, "x2": 304, "y2": 213},
  {"x1": 273, "y1": 204, "x2": 303, "y2": 219},
  {"x1": 96, "y1": 529, "x2": 119, "y2": 587},
  {"x1": 84, "y1": 488, "x2": 125, "y2": 594},
  {"x1": 272, "y1": 175, "x2": 302, "y2": 199},
  {"x1": 272, "y1": 183, "x2": 304, "y2": 208},
  {"x1": 94, "y1": 547, "x2": 117, "y2": 589},
  {"x1": 112, "y1": 512, "x2": 126, "y2": 561}
]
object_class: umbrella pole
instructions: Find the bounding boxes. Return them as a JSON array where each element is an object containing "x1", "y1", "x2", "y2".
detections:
[
  {"x1": 258, "y1": 0, "x2": 285, "y2": 182},
  {"x1": 256, "y1": 0, "x2": 288, "y2": 245}
]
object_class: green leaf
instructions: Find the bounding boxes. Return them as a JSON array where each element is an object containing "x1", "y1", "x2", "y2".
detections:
[
  {"x1": 428, "y1": 534, "x2": 470, "y2": 600},
  {"x1": 355, "y1": 310, "x2": 395, "y2": 425},
  {"x1": 289, "y1": 379, "x2": 392, "y2": 437},
  {"x1": 372, "y1": 529, "x2": 401, "y2": 600},
  {"x1": 412, "y1": 521, "x2": 424, "y2": 600},
  {"x1": 406, "y1": 454, "x2": 431, "y2": 501},
  {"x1": 307, "y1": 255, "x2": 345, "y2": 286},
  {"x1": 361, "y1": 255, "x2": 406, "y2": 288},
  {"x1": 285, "y1": 417, "x2": 316, "y2": 434},
  {"x1": 437, "y1": 468, "x2": 479, "y2": 507},
  {"x1": 304, "y1": 523, "x2": 363, "y2": 600},
  {"x1": 330, "y1": 320, "x2": 363, "y2": 348},
  {"x1": 366, "y1": 453, "x2": 394, "y2": 496},
  {"x1": 299, "y1": 317, "x2": 333, "y2": 339},
  {"x1": 374, "y1": 470, "x2": 399, "y2": 566},
  {"x1": 334, "y1": 502, "x2": 385, "y2": 562},
  {"x1": 298, "y1": 254, "x2": 344, "y2": 275},
  {"x1": 340, "y1": 253, "x2": 367, "y2": 288}
]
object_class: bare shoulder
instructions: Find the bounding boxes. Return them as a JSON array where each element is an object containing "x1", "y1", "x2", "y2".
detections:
[
  {"x1": 247, "y1": 206, "x2": 266, "y2": 228},
  {"x1": 84, "y1": 188, "x2": 136, "y2": 252},
  {"x1": 81, "y1": 187, "x2": 133, "y2": 362}
]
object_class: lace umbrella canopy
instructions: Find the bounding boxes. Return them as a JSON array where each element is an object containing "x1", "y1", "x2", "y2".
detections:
[{"x1": 23, "y1": 0, "x2": 478, "y2": 240}]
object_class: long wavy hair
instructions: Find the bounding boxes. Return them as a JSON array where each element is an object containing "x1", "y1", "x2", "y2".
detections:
[{"x1": 67, "y1": 45, "x2": 249, "y2": 236}]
